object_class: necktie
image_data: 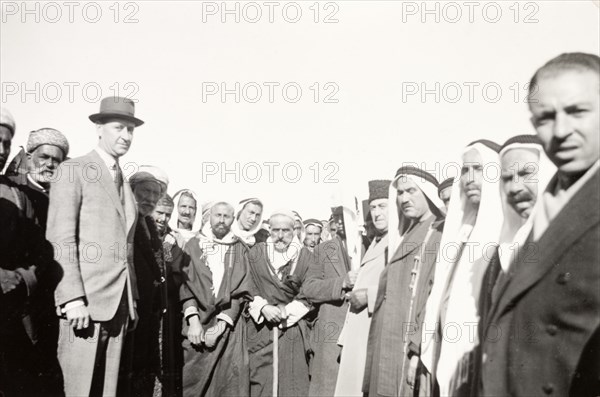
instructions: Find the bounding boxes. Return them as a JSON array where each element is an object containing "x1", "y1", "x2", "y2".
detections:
[{"x1": 113, "y1": 160, "x2": 124, "y2": 205}]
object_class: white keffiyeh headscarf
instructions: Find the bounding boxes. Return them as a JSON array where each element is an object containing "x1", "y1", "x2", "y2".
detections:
[
  {"x1": 497, "y1": 141, "x2": 555, "y2": 272},
  {"x1": 231, "y1": 198, "x2": 264, "y2": 247},
  {"x1": 421, "y1": 142, "x2": 503, "y2": 396},
  {"x1": 169, "y1": 189, "x2": 202, "y2": 243}
]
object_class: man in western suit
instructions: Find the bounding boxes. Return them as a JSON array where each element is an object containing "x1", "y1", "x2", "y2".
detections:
[
  {"x1": 47, "y1": 97, "x2": 144, "y2": 396},
  {"x1": 481, "y1": 53, "x2": 600, "y2": 397}
]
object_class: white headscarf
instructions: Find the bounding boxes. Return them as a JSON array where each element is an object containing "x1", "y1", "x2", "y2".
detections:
[
  {"x1": 197, "y1": 201, "x2": 238, "y2": 296},
  {"x1": 421, "y1": 142, "x2": 503, "y2": 396},
  {"x1": 387, "y1": 167, "x2": 444, "y2": 257},
  {"x1": 169, "y1": 189, "x2": 202, "y2": 243},
  {"x1": 231, "y1": 198, "x2": 264, "y2": 247},
  {"x1": 497, "y1": 142, "x2": 555, "y2": 272}
]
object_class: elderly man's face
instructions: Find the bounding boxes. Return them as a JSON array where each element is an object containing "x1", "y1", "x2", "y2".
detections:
[
  {"x1": 438, "y1": 187, "x2": 452, "y2": 212},
  {"x1": 304, "y1": 225, "x2": 322, "y2": 249},
  {"x1": 396, "y1": 177, "x2": 431, "y2": 221},
  {"x1": 178, "y1": 195, "x2": 197, "y2": 229},
  {"x1": 460, "y1": 149, "x2": 484, "y2": 207},
  {"x1": 369, "y1": 198, "x2": 389, "y2": 233},
  {"x1": 270, "y1": 215, "x2": 295, "y2": 252},
  {"x1": 134, "y1": 181, "x2": 163, "y2": 217},
  {"x1": 0, "y1": 126, "x2": 12, "y2": 170},
  {"x1": 239, "y1": 203, "x2": 262, "y2": 231},
  {"x1": 210, "y1": 203, "x2": 234, "y2": 239},
  {"x1": 96, "y1": 119, "x2": 135, "y2": 158},
  {"x1": 152, "y1": 204, "x2": 174, "y2": 234},
  {"x1": 27, "y1": 144, "x2": 65, "y2": 187},
  {"x1": 501, "y1": 148, "x2": 540, "y2": 218},
  {"x1": 530, "y1": 70, "x2": 600, "y2": 176}
]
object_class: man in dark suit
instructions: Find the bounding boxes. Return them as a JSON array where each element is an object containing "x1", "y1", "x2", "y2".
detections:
[
  {"x1": 481, "y1": 53, "x2": 600, "y2": 397},
  {"x1": 47, "y1": 97, "x2": 144, "y2": 396}
]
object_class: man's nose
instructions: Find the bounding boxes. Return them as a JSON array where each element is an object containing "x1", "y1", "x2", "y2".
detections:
[{"x1": 553, "y1": 112, "x2": 573, "y2": 139}]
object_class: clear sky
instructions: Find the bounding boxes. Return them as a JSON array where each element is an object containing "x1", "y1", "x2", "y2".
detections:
[{"x1": 2, "y1": 0, "x2": 598, "y2": 219}]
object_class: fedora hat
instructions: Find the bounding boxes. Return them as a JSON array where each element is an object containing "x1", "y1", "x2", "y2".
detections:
[{"x1": 89, "y1": 96, "x2": 144, "y2": 126}]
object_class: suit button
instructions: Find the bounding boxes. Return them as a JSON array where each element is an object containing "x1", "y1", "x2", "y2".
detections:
[
  {"x1": 547, "y1": 325, "x2": 558, "y2": 336},
  {"x1": 542, "y1": 383, "x2": 554, "y2": 394},
  {"x1": 556, "y1": 272, "x2": 571, "y2": 285}
]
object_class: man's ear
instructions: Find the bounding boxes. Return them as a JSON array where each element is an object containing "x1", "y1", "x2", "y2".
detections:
[
  {"x1": 96, "y1": 123, "x2": 103, "y2": 139},
  {"x1": 25, "y1": 150, "x2": 33, "y2": 161}
]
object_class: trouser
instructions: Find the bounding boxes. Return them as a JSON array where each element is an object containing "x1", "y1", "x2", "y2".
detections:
[{"x1": 57, "y1": 291, "x2": 129, "y2": 397}]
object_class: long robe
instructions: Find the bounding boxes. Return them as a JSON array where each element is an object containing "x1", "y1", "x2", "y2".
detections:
[
  {"x1": 179, "y1": 237, "x2": 253, "y2": 397},
  {"x1": 161, "y1": 227, "x2": 185, "y2": 397},
  {"x1": 0, "y1": 176, "x2": 57, "y2": 397},
  {"x1": 118, "y1": 215, "x2": 164, "y2": 397},
  {"x1": 246, "y1": 243, "x2": 314, "y2": 397},
  {"x1": 302, "y1": 235, "x2": 352, "y2": 397},
  {"x1": 364, "y1": 216, "x2": 444, "y2": 397},
  {"x1": 334, "y1": 234, "x2": 388, "y2": 397}
]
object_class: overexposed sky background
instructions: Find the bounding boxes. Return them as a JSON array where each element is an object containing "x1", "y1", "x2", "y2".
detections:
[{"x1": 1, "y1": 0, "x2": 599, "y2": 219}]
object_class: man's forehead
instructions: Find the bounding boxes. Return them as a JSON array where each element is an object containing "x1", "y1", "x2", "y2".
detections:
[
  {"x1": 270, "y1": 215, "x2": 294, "y2": 227},
  {"x1": 100, "y1": 118, "x2": 136, "y2": 128},
  {"x1": 178, "y1": 196, "x2": 197, "y2": 206},
  {"x1": 530, "y1": 70, "x2": 600, "y2": 110},
  {"x1": 501, "y1": 147, "x2": 540, "y2": 162},
  {"x1": 395, "y1": 176, "x2": 419, "y2": 190},
  {"x1": 212, "y1": 203, "x2": 234, "y2": 215},
  {"x1": 155, "y1": 204, "x2": 174, "y2": 213}
]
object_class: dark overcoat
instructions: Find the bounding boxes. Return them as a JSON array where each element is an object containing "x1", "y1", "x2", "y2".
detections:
[{"x1": 481, "y1": 170, "x2": 600, "y2": 397}]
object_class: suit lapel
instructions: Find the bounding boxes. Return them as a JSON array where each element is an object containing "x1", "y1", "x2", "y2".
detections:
[
  {"x1": 361, "y1": 234, "x2": 388, "y2": 265},
  {"x1": 492, "y1": 170, "x2": 600, "y2": 320},
  {"x1": 88, "y1": 151, "x2": 126, "y2": 228},
  {"x1": 388, "y1": 217, "x2": 434, "y2": 264}
]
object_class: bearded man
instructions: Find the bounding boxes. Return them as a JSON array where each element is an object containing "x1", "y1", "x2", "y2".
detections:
[
  {"x1": 246, "y1": 209, "x2": 316, "y2": 397},
  {"x1": 179, "y1": 202, "x2": 253, "y2": 397},
  {"x1": 152, "y1": 193, "x2": 185, "y2": 397},
  {"x1": 118, "y1": 166, "x2": 169, "y2": 397}
]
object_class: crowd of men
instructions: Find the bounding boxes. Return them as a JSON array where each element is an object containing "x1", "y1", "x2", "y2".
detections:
[{"x1": 0, "y1": 51, "x2": 598, "y2": 397}]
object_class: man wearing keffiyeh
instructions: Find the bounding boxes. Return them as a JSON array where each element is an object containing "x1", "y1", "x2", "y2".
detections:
[
  {"x1": 421, "y1": 140, "x2": 503, "y2": 397},
  {"x1": 232, "y1": 197, "x2": 264, "y2": 247},
  {"x1": 363, "y1": 167, "x2": 445, "y2": 397}
]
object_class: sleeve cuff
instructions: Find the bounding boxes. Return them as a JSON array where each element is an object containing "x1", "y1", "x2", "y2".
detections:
[
  {"x1": 216, "y1": 313, "x2": 234, "y2": 327},
  {"x1": 248, "y1": 296, "x2": 268, "y2": 324},
  {"x1": 184, "y1": 305, "x2": 200, "y2": 320},
  {"x1": 61, "y1": 299, "x2": 85, "y2": 314},
  {"x1": 282, "y1": 300, "x2": 309, "y2": 327}
]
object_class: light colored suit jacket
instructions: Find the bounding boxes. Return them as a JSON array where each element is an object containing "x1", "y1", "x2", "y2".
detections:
[{"x1": 47, "y1": 150, "x2": 138, "y2": 322}]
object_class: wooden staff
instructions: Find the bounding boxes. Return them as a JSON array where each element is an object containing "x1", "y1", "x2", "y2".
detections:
[{"x1": 272, "y1": 326, "x2": 279, "y2": 397}]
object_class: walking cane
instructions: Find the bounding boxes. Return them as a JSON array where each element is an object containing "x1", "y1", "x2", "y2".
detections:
[{"x1": 273, "y1": 326, "x2": 279, "y2": 397}]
